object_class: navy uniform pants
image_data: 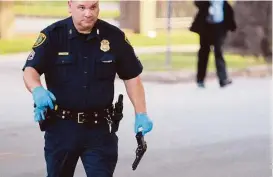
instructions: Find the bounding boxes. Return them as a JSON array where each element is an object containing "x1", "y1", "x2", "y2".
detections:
[{"x1": 44, "y1": 118, "x2": 118, "y2": 177}]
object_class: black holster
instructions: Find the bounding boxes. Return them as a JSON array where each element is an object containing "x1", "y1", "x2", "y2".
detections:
[
  {"x1": 111, "y1": 94, "x2": 124, "y2": 133},
  {"x1": 39, "y1": 109, "x2": 54, "y2": 132},
  {"x1": 39, "y1": 119, "x2": 49, "y2": 132}
]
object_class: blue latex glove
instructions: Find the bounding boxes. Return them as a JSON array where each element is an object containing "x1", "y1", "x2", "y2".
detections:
[
  {"x1": 32, "y1": 86, "x2": 56, "y2": 109},
  {"x1": 135, "y1": 113, "x2": 153, "y2": 135},
  {"x1": 34, "y1": 106, "x2": 46, "y2": 122},
  {"x1": 32, "y1": 86, "x2": 56, "y2": 122}
]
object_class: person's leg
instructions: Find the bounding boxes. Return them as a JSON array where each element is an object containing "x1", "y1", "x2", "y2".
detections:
[
  {"x1": 213, "y1": 30, "x2": 232, "y2": 87},
  {"x1": 81, "y1": 126, "x2": 118, "y2": 177},
  {"x1": 44, "y1": 119, "x2": 80, "y2": 177},
  {"x1": 197, "y1": 33, "x2": 211, "y2": 87}
]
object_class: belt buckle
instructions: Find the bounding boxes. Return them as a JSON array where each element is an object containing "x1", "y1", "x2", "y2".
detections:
[{"x1": 77, "y1": 112, "x2": 84, "y2": 123}]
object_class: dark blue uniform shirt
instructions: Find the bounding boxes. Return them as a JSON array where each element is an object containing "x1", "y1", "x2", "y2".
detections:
[{"x1": 23, "y1": 17, "x2": 143, "y2": 111}]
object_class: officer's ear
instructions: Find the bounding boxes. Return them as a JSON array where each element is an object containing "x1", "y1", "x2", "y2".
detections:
[{"x1": 68, "y1": 0, "x2": 72, "y2": 14}]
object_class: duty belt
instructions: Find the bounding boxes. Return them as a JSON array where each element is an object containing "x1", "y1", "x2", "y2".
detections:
[
  {"x1": 47, "y1": 105, "x2": 114, "y2": 126},
  {"x1": 38, "y1": 94, "x2": 124, "y2": 132}
]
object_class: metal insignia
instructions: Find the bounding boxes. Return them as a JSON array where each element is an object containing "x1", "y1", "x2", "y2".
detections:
[
  {"x1": 58, "y1": 52, "x2": 69, "y2": 56},
  {"x1": 33, "y1": 33, "x2": 46, "y2": 48},
  {"x1": 100, "y1": 39, "x2": 110, "y2": 52}
]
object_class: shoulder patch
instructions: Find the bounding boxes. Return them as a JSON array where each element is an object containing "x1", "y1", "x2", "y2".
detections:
[{"x1": 33, "y1": 33, "x2": 47, "y2": 48}]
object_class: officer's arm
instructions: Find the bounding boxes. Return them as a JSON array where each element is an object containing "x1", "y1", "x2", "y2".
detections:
[
  {"x1": 115, "y1": 32, "x2": 146, "y2": 113},
  {"x1": 22, "y1": 31, "x2": 51, "y2": 93},
  {"x1": 23, "y1": 67, "x2": 42, "y2": 93},
  {"x1": 124, "y1": 76, "x2": 147, "y2": 114}
]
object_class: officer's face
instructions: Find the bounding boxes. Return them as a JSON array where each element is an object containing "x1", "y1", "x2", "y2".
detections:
[{"x1": 68, "y1": 0, "x2": 100, "y2": 32}]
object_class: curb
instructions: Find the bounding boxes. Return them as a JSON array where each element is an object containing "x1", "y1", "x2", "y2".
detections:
[{"x1": 138, "y1": 65, "x2": 272, "y2": 84}]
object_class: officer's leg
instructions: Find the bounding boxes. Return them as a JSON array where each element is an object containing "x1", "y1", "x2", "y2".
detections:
[
  {"x1": 213, "y1": 31, "x2": 228, "y2": 82},
  {"x1": 197, "y1": 33, "x2": 211, "y2": 85},
  {"x1": 44, "y1": 119, "x2": 80, "y2": 177},
  {"x1": 81, "y1": 127, "x2": 118, "y2": 177}
]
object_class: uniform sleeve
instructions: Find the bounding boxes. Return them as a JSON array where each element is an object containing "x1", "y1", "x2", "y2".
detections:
[
  {"x1": 22, "y1": 29, "x2": 53, "y2": 75},
  {"x1": 115, "y1": 32, "x2": 143, "y2": 80}
]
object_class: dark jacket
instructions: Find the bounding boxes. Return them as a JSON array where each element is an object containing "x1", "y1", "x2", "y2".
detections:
[{"x1": 189, "y1": 1, "x2": 237, "y2": 34}]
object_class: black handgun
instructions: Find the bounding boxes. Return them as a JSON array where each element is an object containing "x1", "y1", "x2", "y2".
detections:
[
  {"x1": 112, "y1": 94, "x2": 123, "y2": 132},
  {"x1": 115, "y1": 94, "x2": 123, "y2": 116},
  {"x1": 132, "y1": 132, "x2": 147, "y2": 170}
]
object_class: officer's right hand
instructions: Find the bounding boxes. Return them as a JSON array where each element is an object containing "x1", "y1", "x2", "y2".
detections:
[
  {"x1": 32, "y1": 86, "x2": 56, "y2": 110},
  {"x1": 34, "y1": 106, "x2": 46, "y2": 122}
]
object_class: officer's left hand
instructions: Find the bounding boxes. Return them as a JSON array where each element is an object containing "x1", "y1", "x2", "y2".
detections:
[
  {"x1": 135, "y1": 113, "x2": 153, "y2": 135},
  {"x1": 32, "y1": 86, "x2": 56, "y2": 110},
  {"x1": 34, "y1": 106, "x2": 46, "y2": 122}
]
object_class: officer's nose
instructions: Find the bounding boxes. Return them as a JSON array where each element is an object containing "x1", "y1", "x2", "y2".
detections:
[{"x1": 84, "y1": 9, "x2": 93, "y2": 18}]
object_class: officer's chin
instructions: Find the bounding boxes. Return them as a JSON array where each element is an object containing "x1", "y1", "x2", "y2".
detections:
[{"x1": 82, "y1": 22, "x2": 95, "y2": 30}]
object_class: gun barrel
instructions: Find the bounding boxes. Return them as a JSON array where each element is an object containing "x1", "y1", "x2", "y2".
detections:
[{"x1": 132, "y1": 156, "x2": 141, "y2": 170}]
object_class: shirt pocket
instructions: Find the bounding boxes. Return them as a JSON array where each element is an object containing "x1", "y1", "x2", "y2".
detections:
[
  {"x1": 54, "y1": 55, "x2": 75, "y2": 83},
  {"x1": 95, "y1": 53, "x2": 116, "y2": 80}
]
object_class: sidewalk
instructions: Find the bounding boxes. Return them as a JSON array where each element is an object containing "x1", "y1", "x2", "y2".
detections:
[
  {"x1": 0, "y1": 45, "x2": 271, "y2": 83},
  {"x1": 140, "y1": 65, "x2": 272, "y2": 84}
]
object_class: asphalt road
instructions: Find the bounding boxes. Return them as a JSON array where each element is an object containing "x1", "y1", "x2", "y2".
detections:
[{"x1": 0, "y1": 58, "x2": 271, "y2": 177}]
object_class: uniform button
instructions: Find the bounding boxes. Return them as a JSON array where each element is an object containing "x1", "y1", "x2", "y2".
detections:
[
  {"x1": 83, "y1": 86, "x2": 87, "y2": 89},
  {"x1": 84, "y1": 71, "x2": 87, "y2": 74},
  {"x1": 84, "y1": 56, "x2": 88, "y2": 59}
]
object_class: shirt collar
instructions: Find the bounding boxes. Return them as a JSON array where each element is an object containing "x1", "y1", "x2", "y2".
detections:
[{"x1": 67, "y1": 17, "x2": 101, "y2": 40}]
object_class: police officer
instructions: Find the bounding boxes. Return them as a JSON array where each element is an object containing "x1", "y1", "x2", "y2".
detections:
[
  {"x1": 22, "y1": 1, "x2": 153, "y2": 177},
  {"x1": 190, "y1": 0, "x2": 236, "y2": 88}
]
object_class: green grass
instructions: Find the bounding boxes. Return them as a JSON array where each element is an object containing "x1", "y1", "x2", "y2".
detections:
[
  {"x1": 14, "y1": 4, "x2": 120, "y2": 19},
  {"x1": 138, "y1": 52, "x2": 265, "y2": 71},
  {"x1": 0, "y1": 30, "x2": 197, "y2": 54},
  {"x1": 0, "y1": 34, "x2": 37, "y2": 55}
]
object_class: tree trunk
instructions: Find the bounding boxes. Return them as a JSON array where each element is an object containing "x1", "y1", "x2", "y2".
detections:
[
  {"x1": 0, "y1": 1, "x2": 15, "y2": 39},
  {"x1": 119, "y1": 1, "x2": 140, "y2": 33}
]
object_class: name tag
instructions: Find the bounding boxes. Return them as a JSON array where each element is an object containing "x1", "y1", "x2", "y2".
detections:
[
  {"x1": 58, "y1": 52, "x2": 69, "y2": 56},
  {"x1": 102, "y1": 60, "x2": 113, "y2": 63}
]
